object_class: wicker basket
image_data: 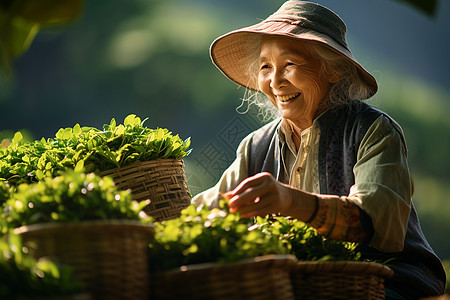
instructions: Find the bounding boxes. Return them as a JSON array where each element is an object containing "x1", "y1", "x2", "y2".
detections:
[
  {"x1": 149, "y1": 255, "x2": 299, "y2": 300},
  {"x1": 15, "y1": 220, "x2": 154, "y2": 300},
  {"x1": 291, "y1": 261, "x2": 394, "y2": 300},
  {"x1": 99, "y1": 159, "x2": 191, "y2": 221}
]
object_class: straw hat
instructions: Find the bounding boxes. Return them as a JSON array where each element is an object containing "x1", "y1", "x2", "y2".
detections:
[{"x1": 210, "y1": 1, "x2": 377, "y2": 99}]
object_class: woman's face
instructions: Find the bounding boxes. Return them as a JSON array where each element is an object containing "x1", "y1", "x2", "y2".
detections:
[{"x1": 258, "y1": 36, "x2": 332, "y2": 128}]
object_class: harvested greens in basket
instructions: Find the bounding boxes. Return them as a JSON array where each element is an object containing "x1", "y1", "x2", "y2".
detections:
[
  {"x1": 148, "y1": 201, "x2": 289, "y2": 273},
  {"x1": 255, "y1": 216, "x2": 362, "y2": 262},
  {"x1": 0, "y1": 114, "x2": 191, "y2": 186},
  {"x1": 148, "y1": 200, "x2": 362, "y2": 273},
  {"x1": 0, "y1": 169, "x2": 151, "y2": 233}
]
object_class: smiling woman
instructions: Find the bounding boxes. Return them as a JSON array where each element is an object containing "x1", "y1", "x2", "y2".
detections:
[
  {"x1": 192, "y1": 1, "x2": 446, "y2": 299},
  {"x1": 257, "y1": 36, "x2": 332, "y2": 130}
]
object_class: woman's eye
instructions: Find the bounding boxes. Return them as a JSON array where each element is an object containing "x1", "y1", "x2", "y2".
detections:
[
  {"x1": 286, "y1": 62, "x2": 295, "y2": 66},
  {"x1": 260, "y1": 64, "x2": 270, "y2": 70}
]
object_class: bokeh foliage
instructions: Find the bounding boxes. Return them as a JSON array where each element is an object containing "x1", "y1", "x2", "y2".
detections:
[{"x1": 0, "y1": 0, "x2": 83, "y2": 73}]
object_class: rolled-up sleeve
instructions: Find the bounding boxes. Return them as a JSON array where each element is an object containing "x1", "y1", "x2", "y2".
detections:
[
  {"x1": 191, "y1": 133, "x2": 253, "y2": 208},
  {"x1": 347, "y1": 115, "x2": 412, "y2": 252}
]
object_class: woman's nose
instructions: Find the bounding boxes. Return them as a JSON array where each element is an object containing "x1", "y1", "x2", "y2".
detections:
[{"x1": 270, "y1": 69, "x2": 287, "y2": 89}]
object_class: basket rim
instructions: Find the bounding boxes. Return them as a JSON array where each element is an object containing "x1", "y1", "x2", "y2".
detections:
[
  {"x1": 158, "y1": 254, "x2": 299, "y2": 275},
  {"x1": 99, "y1": 158, "x2": 185, "y2": 176},
  {"x1": 294, "y1": 260, "x2": 394, "y2": 278},
  {"x1": 13, "y1": 219, "x2": 155, "y2": 235}
]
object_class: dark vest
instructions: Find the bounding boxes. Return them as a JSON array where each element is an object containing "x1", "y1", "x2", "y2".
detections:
[{"x1": 248, "y1": 103, "x2": 446, "y2": 299}]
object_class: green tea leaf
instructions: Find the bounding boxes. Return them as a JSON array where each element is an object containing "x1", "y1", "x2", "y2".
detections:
[
  {"x1": 74, "y1": 160, "x2": 84, "y2": 172},
  {"x1": 73, "y1": 123, "x2": 82, "y2": 137},
  {"x1": 11, "y1": 132, "x2": 23, "y2": 145},
  {"x1": 115, "y1": 124, "x2": 125, "y2": 135},
  {"x1": 124, "y1": 114, "x2": 140, "y2": 126},
  {"x1": 110, "y1": 118, "x2": 116, "y2": 131},
  {"x1": 55, "y1": 128, "x2": 72, "y2": 140}
]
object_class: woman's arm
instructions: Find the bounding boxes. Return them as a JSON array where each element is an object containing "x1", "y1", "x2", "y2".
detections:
[{"x1": 226, "y1": 172, "x2": 367, "y2": 242}]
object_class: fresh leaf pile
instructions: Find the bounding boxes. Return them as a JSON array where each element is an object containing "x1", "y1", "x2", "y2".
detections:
[
  {"x1": 255, "y1": 216, "x2": 361, "y2": 262},
  {"x1": 148, "y1": 201, "x2": 288, "y2": 273},
  {"x1": 0, "y1": 114, "x2": 191, "y2": 186},
  {"x1": 0, "y1": 235, "x2": 84, "y2": 299},
  {"x1": 0, "y1": 169, "x2": 150, "y2": 233},
  {"x1": 149, "y1": 199, "x2": 364, "y2": 273}
]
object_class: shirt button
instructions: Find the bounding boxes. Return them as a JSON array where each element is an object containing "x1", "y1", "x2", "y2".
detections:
[
  {"x1": 304, "y1": 145, "x2": 310, "y2": 152},
  {"x1": 297, "y1": 167, "x2": 303, "y2": 173}
]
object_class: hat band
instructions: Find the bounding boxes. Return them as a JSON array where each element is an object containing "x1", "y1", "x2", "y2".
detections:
[{"x1": 261, "y1": 18, "x2": 349, "y2": 51}]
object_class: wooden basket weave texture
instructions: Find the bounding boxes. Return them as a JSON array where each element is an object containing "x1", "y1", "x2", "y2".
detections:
[
  {"x1": 149, "y1": 255, "x2": 299, "y2": 300},
  {"x1": 15, "y1": 221, "x2": 154, "y2": 300},
  {"x1": 291, "y1": 261, "x2": 394, "y2": 300},
  {"x1": 99, "y1": 159, "x2": 191, "y2": 221}
]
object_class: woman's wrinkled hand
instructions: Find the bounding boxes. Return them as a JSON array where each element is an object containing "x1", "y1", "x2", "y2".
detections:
[{"x1": 224, "y1": 172, "x2": 293, "y2": 218}]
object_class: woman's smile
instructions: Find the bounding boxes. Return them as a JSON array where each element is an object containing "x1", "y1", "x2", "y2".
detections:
[{"x1": 277, "y1": 93, "x2": 301, "y2": 103}]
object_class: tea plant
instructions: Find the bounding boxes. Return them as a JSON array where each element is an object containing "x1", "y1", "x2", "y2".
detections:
[
  {"x1": 148, "y1": 201, "x2": 288, "y2": 273},
  {"x1": 0, "y1": 114, "x2": 191, "y2": 186},
  {"x1": 149, "y1": 199, "x2": 365, "y2": 273},
  {"x1": 0, "y1": 169, "x2": 151, "y2": 233},
  {"x1": 255, "y1": 216, "x2": 361, "y2": 262}
]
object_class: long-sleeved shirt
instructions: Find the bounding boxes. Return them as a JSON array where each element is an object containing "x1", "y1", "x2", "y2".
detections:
[{"x1": 192, "y1": 114, "x2": 411, "y2": 253}]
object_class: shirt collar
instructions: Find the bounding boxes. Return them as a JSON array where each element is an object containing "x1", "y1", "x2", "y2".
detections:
[{"x1": 277, "y1": 110, "x2": 327, "y2": 154}]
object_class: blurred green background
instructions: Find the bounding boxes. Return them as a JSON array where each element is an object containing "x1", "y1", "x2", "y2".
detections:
[{"x1": 1, "y1": 0, "x2": 449, "y2": 262}]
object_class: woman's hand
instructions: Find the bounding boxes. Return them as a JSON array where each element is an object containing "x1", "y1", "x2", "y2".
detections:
[{"x1": 225, "y1": 172, "x2": 294, "y2": 218}]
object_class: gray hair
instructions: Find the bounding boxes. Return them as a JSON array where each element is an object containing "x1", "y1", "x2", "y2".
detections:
[{"x1": 236, "y1": 33, "x2": 371, "y2": 122}]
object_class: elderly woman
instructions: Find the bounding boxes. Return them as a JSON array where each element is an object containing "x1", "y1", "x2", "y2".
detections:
[{"x1": 192, "y1": 1, "x2": 446, "y2": 299}]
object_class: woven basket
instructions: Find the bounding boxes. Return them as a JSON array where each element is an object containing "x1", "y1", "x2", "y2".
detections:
[
  {"x1": 291, "y1": 261, "x2": 394, "y2": 300},
  {"x1": 149, "y1": 255, "x2": 299, "y2": 300},
  {"x1": 15, "y1": 220, "x2": 154, "y2": 300},
  {"x1": 99, "y1": 159, "x2": 191, "y2": 221}
]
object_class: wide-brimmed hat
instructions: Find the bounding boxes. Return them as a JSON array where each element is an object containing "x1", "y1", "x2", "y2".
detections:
[{"x1": 210, "y1": 1, "x2": 377, "y2": 99}]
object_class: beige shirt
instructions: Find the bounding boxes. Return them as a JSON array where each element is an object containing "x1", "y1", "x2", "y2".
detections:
[{"x1": 192, "y1": 115, "x2": 412, "y2": 253}]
